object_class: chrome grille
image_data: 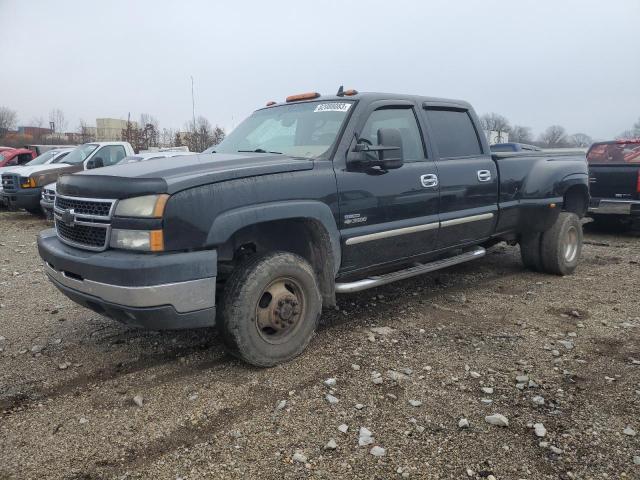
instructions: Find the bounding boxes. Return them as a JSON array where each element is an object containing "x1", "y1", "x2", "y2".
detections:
[
  {"x1": 54, "y1": 194, "x2": 116, "y2": 251},
  {"x1": 56, "y1": 220, "x2": 108, "y2": 249},
  {"x1": 55, "y1": 196, "x2": 114, "y2": 217},
  {"x1": 42, "y1": 188, "x2": 56, "y2": 203},
  {"x1": 1, "y1": 174, "x2": 18, "y2": 193}
]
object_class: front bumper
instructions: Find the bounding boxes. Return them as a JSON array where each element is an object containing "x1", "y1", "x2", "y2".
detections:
[
  {"x1": 0, "y1": 188, "x2": 42, "y2": 210},
  {"x1": 40, "y1": 199, "x2": 54, "y2": 218},
  {"x1": 37, "y1": 229, "x2": 218, "y2": 330},
  {"x1": 588, "y1": 199, "x2": 640, "y2": 216}
]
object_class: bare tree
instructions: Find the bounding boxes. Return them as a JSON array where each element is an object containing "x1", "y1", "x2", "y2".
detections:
[
  {"x1": 0, "y1": 106, "x2": 17, "y2": 136},
  {"x1": 211, "y1": 126, "x2": 225, "y2": 146},
  {"x1": 633, "y1": 117, "x2": 640, "y2": 137},
  {"x1": 186, "y1": 116, "x2": 214, "y2": 152},
  {"x1": 567, "y1": 133, "x2": 593, "y2": 148},
  {"x1": 617, "y1": 129, "x2": 636, "y2": 140},
  {"x1": 77, "y1": 119, "x2": 96, "y2": 143},
  {"x1": 480, "y1": 113, "x2": 511, "y2": 143},
  {"x1": 48, "y1": 108, "x2": 68, "y2": 134},
  {"x1": 121, "y1": 117, "x2": 140, "y2": 152},
  {"x1": 538, "y1": 125, "x2": 568, "y2": 148},
  {"x1": 509, "y1": 125, "x2": 533, "y2": 144},
  {"x1": 160, "y1": 128, "x2": 175, "y2": 148}
]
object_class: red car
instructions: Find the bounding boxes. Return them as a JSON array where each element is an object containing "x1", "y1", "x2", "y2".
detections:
[{"x1": 0, "y1": 148, "x2": 36, "y2": 168}]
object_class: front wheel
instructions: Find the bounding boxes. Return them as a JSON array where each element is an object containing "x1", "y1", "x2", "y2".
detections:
[
  {"x1": 540, "y1": 212, "x2": 583, "y2": 275},
  {"x1": 217, "y1": 251, "x2": 322, "y2": 367}
]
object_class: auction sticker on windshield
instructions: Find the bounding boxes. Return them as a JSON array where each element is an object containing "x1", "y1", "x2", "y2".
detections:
[{"x1": 314, "y1": 103, "x2": 352, "y2": 113}]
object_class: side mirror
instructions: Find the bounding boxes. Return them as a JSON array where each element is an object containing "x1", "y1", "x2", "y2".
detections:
[
  {"x1": 86, "y1": 157, "x2": 104, "y2": 169},
  {"x1": 376, "y1": 128, "x2": 403, "y2": 169},
  {"x1": 350, "y1": 128, "x2": 404, "y2": 170}
]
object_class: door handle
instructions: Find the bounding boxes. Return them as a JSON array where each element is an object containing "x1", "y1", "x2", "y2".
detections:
[
  {"x1": 477, "y1": 170, "x2": 492, "y2": 182},
  {"x1": 420, "y1": 174, "x2": 438, "y2": 188}
]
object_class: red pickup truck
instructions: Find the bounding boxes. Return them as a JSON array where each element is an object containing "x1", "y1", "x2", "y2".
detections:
[
  {"x1": 0, "y1": 148, "x2": 36, "y2": 168},
  {"x1": 587, "y1": 140, "x2": 640, "y2": 228}
]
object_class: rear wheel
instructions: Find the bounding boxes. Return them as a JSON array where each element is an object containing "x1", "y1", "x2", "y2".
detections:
[
  {"x1": 540, "y1": 212, "x2": 583, "y2": 275},
  {"x1": 217, "y1": 251, "x2": 321, "y2": 367}
]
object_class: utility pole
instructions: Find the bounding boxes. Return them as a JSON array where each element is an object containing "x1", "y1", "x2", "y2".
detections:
[{"x1": 191, "y1": 76, "x2": 196, "y2": 133}]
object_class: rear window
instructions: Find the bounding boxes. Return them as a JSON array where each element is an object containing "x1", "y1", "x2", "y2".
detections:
[
  {"x1": 425, "y1": 109, "x2": 482, "y2": 158},
  {"x1": 587, "y1": 142, "x2": 640, "y2": 164}
]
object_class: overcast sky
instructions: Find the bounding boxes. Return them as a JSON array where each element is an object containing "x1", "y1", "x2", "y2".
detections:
[{"x1": 1, "y1": 0, "x2": 638, "y2": 140}]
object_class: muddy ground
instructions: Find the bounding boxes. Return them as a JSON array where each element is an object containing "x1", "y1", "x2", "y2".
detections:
[{"x1": 0, "y1": 210, "x2": 638, "y2": 480}]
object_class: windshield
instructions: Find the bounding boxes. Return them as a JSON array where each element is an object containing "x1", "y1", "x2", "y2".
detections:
[
  {"x1": 215, "y1": 100, "x2": 354, "y2": 159},
  {"x1": 25, "y1": 150, "x2": 58, "y2": 166},
  {"x1": 587, "y1": 141, "x2": 640, "y2": 164},
  {"x1": 61, "y1": 144, "x2": 99, "y2": 165}
]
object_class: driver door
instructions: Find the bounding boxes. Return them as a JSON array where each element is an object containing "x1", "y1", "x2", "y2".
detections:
[{"x1": 335, "y1": 101, "x2": 440, "y2": 273}]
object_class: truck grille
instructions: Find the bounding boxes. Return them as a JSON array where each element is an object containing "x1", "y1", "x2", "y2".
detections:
[
  {"x1": 1, "y1": 174, "x2": 18, "y2": 193},
  {"x1": 56, "y1": 221, "x2": 108, "y2": 249},
  {"x1": 42, "y1": 188, "x2": 56, "y2": 203},
  {"x1": 55, "y1": 196, "x2": 114, "y2": 217},
  {"x1": 54, "y1": 194, "x2": 116, "y2": 251}
]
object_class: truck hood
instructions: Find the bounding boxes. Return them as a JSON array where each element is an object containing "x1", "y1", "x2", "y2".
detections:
[
  {"x1": 57, "y1": 153, "x2": 315, "y2": 199},
  {"x1": 4, "y1": 163, "x2": 71, "y2": 177}
]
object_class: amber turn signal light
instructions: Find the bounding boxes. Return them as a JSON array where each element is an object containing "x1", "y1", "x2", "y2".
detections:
[
  {"x1": 286, "y1": 92, "x2": 320, "y2": 103},
  {"x1": 149, "y1": 230, "x2": 164, "y2": 252}
]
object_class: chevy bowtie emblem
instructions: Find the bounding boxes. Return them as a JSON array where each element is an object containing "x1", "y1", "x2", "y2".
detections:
[{"x1": 61, "y1": 208, "x2": 76, "y2": 227}]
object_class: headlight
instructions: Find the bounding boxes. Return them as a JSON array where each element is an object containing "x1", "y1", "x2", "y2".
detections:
[
  {"x1": 110, "y1": 229, "x2": 164, "y2": 252},
  {"x1": 114, "y1": 194, "x2": 169, "y2": 218},
  {"x1": 20, "y1": 177, "x2": 36, "y2": 188}
]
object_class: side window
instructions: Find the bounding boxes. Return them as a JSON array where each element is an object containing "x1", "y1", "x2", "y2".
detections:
[
  {"x1": 18, "y1": 153, "x2": 32, "y2": 165},
  {"x1": 425, "y1": 109, "x2": 482, "y2": 158},
  {"x1": 7, "y1": 156, "x2": 18, "y2": 166},
  {"x1": 360, "y1": 107, "x2": 425, "y2": 162},
  {"x1": 94, "y1": 145, "x2": 126, "y2": 166}
]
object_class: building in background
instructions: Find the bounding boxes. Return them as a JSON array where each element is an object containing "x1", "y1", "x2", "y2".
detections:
[
  {"x1": 96, "y1": 118, "x2": 135, "y2": 141},
  {"x1": 17, "y1": 126, "x2": 53, "y2": 138}
]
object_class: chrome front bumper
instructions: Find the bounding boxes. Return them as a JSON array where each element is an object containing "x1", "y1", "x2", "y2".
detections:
[{"x1": 44, "y1": 261, "x2": 216, "y2": 313}]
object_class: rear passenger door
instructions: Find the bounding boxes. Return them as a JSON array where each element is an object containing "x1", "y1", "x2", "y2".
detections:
[{"x1": 422, "y1": 106, "x2": 498, "y2": 249}]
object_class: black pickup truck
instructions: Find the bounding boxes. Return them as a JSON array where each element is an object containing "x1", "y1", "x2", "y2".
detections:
[
  {"x1": 587, "y1": 140, "x2": 640, "y2": 228},
  {"x1": 37, "y1": 90, "x2": 589, "y2": 366}
]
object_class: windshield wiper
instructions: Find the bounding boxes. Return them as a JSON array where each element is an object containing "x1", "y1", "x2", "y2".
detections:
[{"x1": 238, "y1": 149, "x2": 282, "y2": 154}]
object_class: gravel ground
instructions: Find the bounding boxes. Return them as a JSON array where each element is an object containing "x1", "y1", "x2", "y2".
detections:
[{"x1": 0, "y1": 210, "x2": 639, "y2": 480}]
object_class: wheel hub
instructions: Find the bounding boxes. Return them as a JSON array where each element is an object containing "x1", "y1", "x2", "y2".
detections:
[
  {"x1": 563, "y1": 226, "x2": 579, "y2": 262},
  {"x1": 255, "y1": 278, "x2": 305, "y2": 341}
]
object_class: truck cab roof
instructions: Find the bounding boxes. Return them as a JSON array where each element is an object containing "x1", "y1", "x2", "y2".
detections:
[{"x1": 261, "y1": 91, "x2": 472, "y2": 111}]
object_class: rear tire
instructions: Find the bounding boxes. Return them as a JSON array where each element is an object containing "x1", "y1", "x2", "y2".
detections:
[
  {"x1": 540, "y1": 212, "x2": 583, "y2": 275},
  {"x1": 217, "y1": 251, "x2": 322, "y2": 367},
  {"x1": 520, "y1": 232, "x2": 543, "y2": 272}
]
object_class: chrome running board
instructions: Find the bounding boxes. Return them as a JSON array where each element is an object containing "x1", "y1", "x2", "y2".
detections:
[{"x1": 335, "y1": 246, "x2": 486, "y2": 293}]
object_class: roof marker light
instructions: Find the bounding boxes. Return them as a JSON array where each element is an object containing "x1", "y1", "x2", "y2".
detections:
[{"x1": 285, "y1": 92, "x2": 320, "y2": 102}]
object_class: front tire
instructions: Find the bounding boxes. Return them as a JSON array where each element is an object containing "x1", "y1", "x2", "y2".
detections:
[
  {"x1": 540, "y1": 212, "x2": 583, "y2": 275},
  {"x1": 218, "y1": 251, "x2": 322, "y2": 367}
]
